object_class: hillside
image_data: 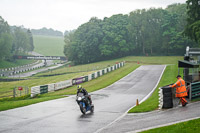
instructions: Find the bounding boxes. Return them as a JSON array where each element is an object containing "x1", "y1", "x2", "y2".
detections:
[{"x1": 33, "y1": 35, "x2": 65, "y2": 56}]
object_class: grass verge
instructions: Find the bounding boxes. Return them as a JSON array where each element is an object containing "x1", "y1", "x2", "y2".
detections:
[
  {"x1": 141, "y1": 118, "x2": 200, "y2": 133},
  {"x1": 0, "y1": 59, "x2": 35, "y2": 69}
]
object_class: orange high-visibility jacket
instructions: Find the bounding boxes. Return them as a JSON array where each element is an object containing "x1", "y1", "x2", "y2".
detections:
[{"x1": 171, "y1": 78, "x2": 188, "y2": 97}]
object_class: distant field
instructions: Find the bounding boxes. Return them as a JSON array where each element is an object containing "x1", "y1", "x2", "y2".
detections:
[{"x1": 33, "y1": 35, "x2": 65, "y2": 56}]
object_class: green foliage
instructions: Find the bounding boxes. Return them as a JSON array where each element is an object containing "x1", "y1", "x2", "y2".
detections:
[
  {"x1": 31, "y1": 27, "x2": 63, "y2": 37},
  {"x1": 186, "y1": 20, "x2": 200, "y2": 44},
  {"x1": 0, "y1": 33, "x2": 13, "y2": 60},
  {"x1": 27, "y1": 29, "x2": 34, "y2": 51},
  {"x1": 184, "y1": 0, "x2": 200, "y2": 44},
  {"x1": 0, "y1": 16, "x2": 13, "y2": 61},
  {"x1": 0, "y1": 16, "x2": 35, "y2": 63},
  {"x1": 12, "y1": 27, "x2": 30, "y2": 54},
  {"x1": 64, "y1": 4, "x2": 197, "y2": 64}
]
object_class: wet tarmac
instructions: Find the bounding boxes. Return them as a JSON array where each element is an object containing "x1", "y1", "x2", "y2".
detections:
[
  {"x1": 101, "y1": 101, "x2": 200, "y2": 133},
  {"x1": 0, "y1": 65, "x2": 166, "y2": 133}
]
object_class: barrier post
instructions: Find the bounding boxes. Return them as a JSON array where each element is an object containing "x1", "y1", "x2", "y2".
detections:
[{"x1": 85, "y1": 76, "x2": 88, "y2": 82}]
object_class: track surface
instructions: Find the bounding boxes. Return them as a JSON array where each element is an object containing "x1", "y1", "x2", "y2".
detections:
[
  {"x1": 101, "y1": 101, "x2": 200, "y2": 133},
  {"x1": 0, "y1": 65, "x2": 165, "y2": 133}
]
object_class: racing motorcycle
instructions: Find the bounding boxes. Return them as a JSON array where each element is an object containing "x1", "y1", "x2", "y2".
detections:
[{"x1": 76, "y1": 92, "x2": 94, "y2": 114}]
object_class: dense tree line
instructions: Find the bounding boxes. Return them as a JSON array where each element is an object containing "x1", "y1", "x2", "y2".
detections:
[
  {"x1": 0, "y1": 16, "x2": 34, "y2": 61},
  {"x1": 31, "y1": 27, "x2": 63, "y2": 37},
  {"x1": 64, "y1": 3, "x2": 198, "y2": 64},
  {"x1": 184, "y1": 0, "x2": 200, "y2": 44}
]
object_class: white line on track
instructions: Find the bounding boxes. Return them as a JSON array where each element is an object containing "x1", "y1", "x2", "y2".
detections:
[{"x1": 94, "y1": 65, "x2": 166, "y2": 133}]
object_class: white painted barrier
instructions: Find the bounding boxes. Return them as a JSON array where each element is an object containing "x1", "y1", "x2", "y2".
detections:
[
  {"x1": 158, "y1": 87, "x2": 163, "y2": 109},
  {"x1": 48, "y1": 83, "x2": 55, "y2": 92},
  {"x1": 104, "y1": 68, "x2": 107, "y2": 74},
  {"x1": 99, "y1": 70, "x2": 102, "y2": 76},
  {"x1": 31, "y1": 86, "x2": 40, "y2": 97},
  {"x1": 55, "y1": 80, "x2": 72, "y2": 90},
  {"x1": 88, "y1": 74, "x2": 92, "y2": 81},
  {"x1": 31, "y1": 62, "x2": 125, "y2": 97}
]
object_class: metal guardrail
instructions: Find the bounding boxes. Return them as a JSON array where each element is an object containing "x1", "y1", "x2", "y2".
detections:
[{"x1": 190, "y1": 82, "x2": 200, "y2": 100}]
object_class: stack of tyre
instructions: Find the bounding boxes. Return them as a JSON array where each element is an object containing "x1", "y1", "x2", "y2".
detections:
[{"x1": 159, "y1": 85, "x2": 173, "y2": 109}]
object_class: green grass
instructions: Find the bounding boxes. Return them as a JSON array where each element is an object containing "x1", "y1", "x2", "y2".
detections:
[
  {"x1": 0, "y1": 59, "x2": 35, "y2": 69},
  {"x1": 141, "y1": 118, "x2": 200, "y2": 133},
  {"x1": 33, "y1": 35, "x2": 65, "y2": 56}
]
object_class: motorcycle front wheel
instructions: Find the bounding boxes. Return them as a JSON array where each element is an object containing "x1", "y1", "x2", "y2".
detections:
[
  {"x1": 90, "y1": 105, "x2": 94, "y2": 113},
  {"x1": 79, "y1": 103, "x2": 86, "y2": 114}
]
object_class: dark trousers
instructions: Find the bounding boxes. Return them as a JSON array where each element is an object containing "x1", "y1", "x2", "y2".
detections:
[{"x1": 180, "y1": 97, "x2": 187, "y2": 106}]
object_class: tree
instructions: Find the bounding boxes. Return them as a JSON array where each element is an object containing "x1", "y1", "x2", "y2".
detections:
[
  {"x1": 12, "y1": 27, "x2": 30, "y2": 55},
  {"x1": 63, "y1": 3, "x2": 198, "y2": 64},
  {"x1": 184, "y1": 0, "x2": 200, "y2": 44},
  {"x1": 27, "y1": 29, "x2": 34, "y2": 51},
  {"x1": 0, "y1": 33, "x2": 13, "y2": 60},
  {"x1": 166, "y1": 3, "x2": 187, "y2": 32},
  {"x1": 100, "y1": 14, "x2": 131, "y2": 58},
  {"x1": 64, "y1": 17, "x2": 104, "y2": 64},
  {"x1": 0, "y1": 16, "x2": 13, "y2": 60},
  {"x1": 31, "y1": 27, "x2": 63, "y2": 36}
]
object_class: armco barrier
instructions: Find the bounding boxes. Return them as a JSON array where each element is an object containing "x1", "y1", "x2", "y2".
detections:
[
  {"x1": 190, "y1": 82, "x2": 200, "y2": 100},
  {"x1": 31, "y1": 62, "x2": 125, "y2": 97}
]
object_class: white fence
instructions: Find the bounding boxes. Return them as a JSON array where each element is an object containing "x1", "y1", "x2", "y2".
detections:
[{"x1": 31, "y1": 62, "x2": 125, "y2": 97}]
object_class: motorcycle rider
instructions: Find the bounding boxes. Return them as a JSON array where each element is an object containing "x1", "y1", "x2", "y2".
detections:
[{"x1": 77, "y1": 85, "x2": 92, "y2": 105}]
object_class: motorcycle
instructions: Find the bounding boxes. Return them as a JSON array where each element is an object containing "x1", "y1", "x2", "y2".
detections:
[{"x1": 76, "y1": 93, "x2": 94, "y2": 114}]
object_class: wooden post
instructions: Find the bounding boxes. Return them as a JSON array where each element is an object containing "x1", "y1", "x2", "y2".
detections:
[{"x1": 136, "y1": 99, "x2": 139, "y2": 106}]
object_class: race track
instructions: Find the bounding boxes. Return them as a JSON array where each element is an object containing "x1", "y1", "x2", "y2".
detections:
[{"x1": 0, "y1": 65, "x2": 166, "y2": 133}]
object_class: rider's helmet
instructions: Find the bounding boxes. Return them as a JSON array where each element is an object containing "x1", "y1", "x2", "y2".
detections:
[{"x1": 77, "y1": 85, "x2": 82, "y2": 91}]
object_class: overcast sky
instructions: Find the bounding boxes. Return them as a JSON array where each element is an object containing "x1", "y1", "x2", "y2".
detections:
[{"x1": 0, "y1": 0, "x2": 186, "y2": 33}]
